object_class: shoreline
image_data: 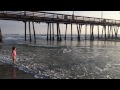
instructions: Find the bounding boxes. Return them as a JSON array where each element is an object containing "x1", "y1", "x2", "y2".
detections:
[{"x1": 0, "y1": 61, "x2": 36, "y2": 79}]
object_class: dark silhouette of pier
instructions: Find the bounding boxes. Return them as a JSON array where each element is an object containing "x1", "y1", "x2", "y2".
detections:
[
  {"x1": 0, "y1": 11, "x2": 120, "y2": 42},
  {"x1": 0, "y1": 27, "x2": 2, "y2": 42}
]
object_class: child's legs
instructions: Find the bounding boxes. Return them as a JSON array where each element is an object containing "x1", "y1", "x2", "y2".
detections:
[{"x1": 13, "y1": 56, "x2": 16, "y2": 64}]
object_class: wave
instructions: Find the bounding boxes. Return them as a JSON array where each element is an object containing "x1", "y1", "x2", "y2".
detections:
[
  {"x1": 26, "y1": 44, "x2": 59, "y2": 48},
  {"x1": 62, "y1": 48, "x2": 72, "y2": 53},
  {"x1": 2, "y1": 34, "x2": 100, "y2": 41}
]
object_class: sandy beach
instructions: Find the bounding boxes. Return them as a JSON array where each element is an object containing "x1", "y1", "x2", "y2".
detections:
[{"x1": 0, "y1": 61, "x2": 36, "y2": 79}]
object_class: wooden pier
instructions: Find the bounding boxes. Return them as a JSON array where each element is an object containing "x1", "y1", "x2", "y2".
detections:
[{"x1": 0, "y1": 11, "x2": 120, "y2": 42}]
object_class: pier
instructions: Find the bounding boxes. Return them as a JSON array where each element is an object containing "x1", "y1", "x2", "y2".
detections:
[{"x1": 0, "y1": 11, "x2": 120, "y2": 42}]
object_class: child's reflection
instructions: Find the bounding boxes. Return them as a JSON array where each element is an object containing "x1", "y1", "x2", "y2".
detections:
[{"x1": 12, "y1": 67, "x2": 16, "y2": 79}]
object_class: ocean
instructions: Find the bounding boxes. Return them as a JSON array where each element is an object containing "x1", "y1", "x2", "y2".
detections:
[{"x1": 1, "y1": 34, "x2": 120, "y2": 79}]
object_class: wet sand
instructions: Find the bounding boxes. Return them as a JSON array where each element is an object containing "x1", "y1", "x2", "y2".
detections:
[{"x1": 0, "y1": 61, "x2": 36, "y2": 79}]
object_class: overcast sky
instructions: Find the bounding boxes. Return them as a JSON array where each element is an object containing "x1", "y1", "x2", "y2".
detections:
[{"x1": 1, "y1": 11, "x2": 120, "y2": 35}]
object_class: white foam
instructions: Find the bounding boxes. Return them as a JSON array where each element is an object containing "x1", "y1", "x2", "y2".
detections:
[
  {"x1": 27, "y1": 44, "x2": 58, "y2": 48},
  {"x1": 63, "y1": 48, "x2": 72, "y2": 53},
  {"x1": 0, "y1": 54, "x2": 12, "y2": 64},
  {"x1": 106, "y1": 75, "x2": 111, "y2": 79},
  {"x1": 95, "y1": 67, "x2": 103, "y2": 72}
]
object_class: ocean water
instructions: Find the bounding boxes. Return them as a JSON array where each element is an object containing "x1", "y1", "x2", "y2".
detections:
[{"x1": 1, "y1": 34, "x2": 120, "y2": 79}]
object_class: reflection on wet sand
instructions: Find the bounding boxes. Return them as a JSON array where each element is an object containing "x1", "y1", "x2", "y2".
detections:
[
  {"x1": 12, "y1": 67, "x2": 16, "y2": 79},
  {"x1": 0, "y1": 62, "x2": 36, "y2": 79}
]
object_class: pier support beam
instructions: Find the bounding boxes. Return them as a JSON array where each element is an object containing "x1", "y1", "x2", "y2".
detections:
[
  {"x1": 98, "y1": 25, "x2": 99, "y2": 40},
  {"x1": 50, "y1": 23, "x2": 52, "y2": 41},
  {"x1": 57, "y1": 23, "x2": 59, "y2": 41},
  {"x1": 114, "y1": 26, "x2": 119, "y2": 38},
  {"x1": 52, "y1": 23, "x2": 54, "y2": 41},
  {"x1": 58, "y1": 24, "x2": 62, "y2": 41},
  {"x1": 79, "y1": 24, "x2": 82, "y2": 40},
  {"x1": 47, "y1": 23, "x2": 55, "y2": 41},
  {"x1": 101, "y1": 26, "x2": 104, "y2": 38},
  {"x1": 47, "y1": 23, "x2": 49, "y2": 41},
  {"x1": 32, "y1": 22, "x2": 36, "y2": 42},
  {"x1": 28, "y1": 21, "x2": 32, "y2": 42},
  {"x1": 108, "y1": 26, "x2": 110, "y2": 38},
  {"x1": 65, "y1": 24, "x2": 67, "y2": 40},
  {"x1": 85, "y1": 24, "x2": 87, "y2": 40},
  {"x1": 0, "y1": 28, "x2": 2, "y2": 42},
  {"x1": 77, "y1": 24, "x2": 80, "y2": 41},
  {"x1": 90, "y1": 24, "x2": 94, "y2": 41},
  {"x1": 24, "y1": 21, "x2": 27, "y2": 41},
  {"x1": 109, "y1": 26, "x2": 112, "y2": 39},
  {"x1": 71, "y1": 24, "x2": 73, "y2": 41},
  {"x1": 112, "y1": 26, "x2": 113, "y2": 39},
  {"x1": 77, "y1": 24, "x2": 82, "y2": 41},
  {"x1": 104, "y1": 25, "x2": 106, "y2": 40}
]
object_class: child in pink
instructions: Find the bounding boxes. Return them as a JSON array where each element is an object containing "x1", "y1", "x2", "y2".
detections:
[{"x1": 12, "y1": 47, "x2": 16, "y2": 64}]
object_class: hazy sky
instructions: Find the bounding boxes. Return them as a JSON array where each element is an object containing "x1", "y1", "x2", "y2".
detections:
[{"x1": 1, "y1": 11, "x2": 120, "y2": 35}]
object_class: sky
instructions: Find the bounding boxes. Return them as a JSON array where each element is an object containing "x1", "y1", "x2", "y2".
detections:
[{"x1": 0, "y1": 11, "x2": 120, "y2": 35}]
